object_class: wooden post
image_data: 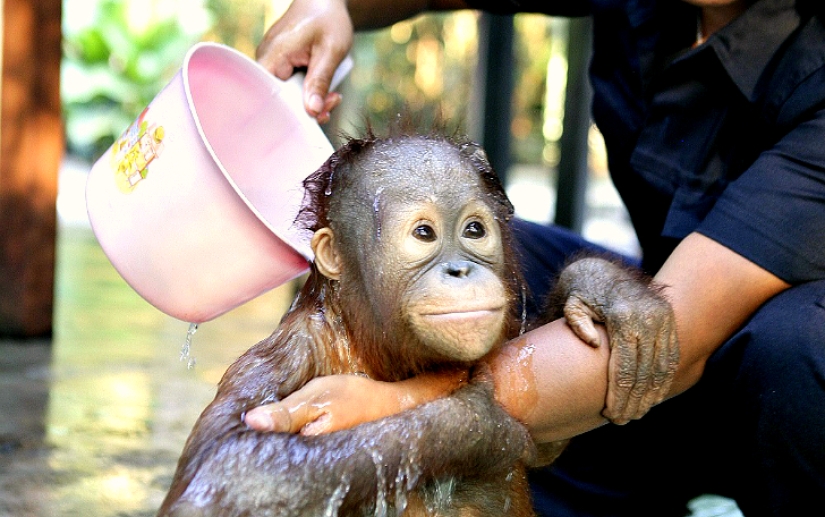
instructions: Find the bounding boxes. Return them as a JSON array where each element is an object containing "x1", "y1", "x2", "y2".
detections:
[{"x1": 0, "y1": 0, "x2": 63, "y2": 338}]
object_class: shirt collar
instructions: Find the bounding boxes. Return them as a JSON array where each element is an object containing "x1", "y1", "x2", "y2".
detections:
[{"x1": 705, "y1": 0, "x2": 802, "y2": 101}]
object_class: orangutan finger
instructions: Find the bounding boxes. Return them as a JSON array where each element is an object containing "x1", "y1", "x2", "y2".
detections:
[
  {"x1": 564, "y1": 298, "x2": 604, "y2": 348},
  {"x1": 603, "y1": 331, "x2": 638, "y2": 424}
]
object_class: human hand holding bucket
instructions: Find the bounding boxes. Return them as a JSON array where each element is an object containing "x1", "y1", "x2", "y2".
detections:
[{"x1": 85, "y1": 42, "x2": 352, "y2": 324}]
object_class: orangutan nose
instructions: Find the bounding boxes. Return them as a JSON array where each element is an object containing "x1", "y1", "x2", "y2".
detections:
[{"x1": 443, "y1": 260, "x2": 474, "y2": 278}]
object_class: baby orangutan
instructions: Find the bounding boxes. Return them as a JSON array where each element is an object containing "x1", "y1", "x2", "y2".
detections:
[{"x1": 157, "y1": 128, "x2": 678, "y2": 516}]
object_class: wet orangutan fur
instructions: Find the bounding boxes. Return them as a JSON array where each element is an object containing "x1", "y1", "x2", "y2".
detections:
[{"x1": 157, "y1": 124, "x2": 540, "y2": 516}]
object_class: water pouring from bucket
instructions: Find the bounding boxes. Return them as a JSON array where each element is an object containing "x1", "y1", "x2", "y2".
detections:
[{"x1": 85, "y1": 42, "x2": 352, "y2": 324}]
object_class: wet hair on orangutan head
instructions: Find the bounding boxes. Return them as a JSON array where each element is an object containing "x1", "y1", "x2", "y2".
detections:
[{"x1": 296, "y1": 116, "x2": 515, "y2": 235}]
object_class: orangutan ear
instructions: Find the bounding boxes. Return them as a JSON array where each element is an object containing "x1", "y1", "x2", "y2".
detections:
[{"x1": 311, "y1": 228, "x2": 342, "y2": 280}]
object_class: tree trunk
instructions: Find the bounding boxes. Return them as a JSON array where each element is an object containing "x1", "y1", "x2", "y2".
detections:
[{"x1": 0, "y1": 0, "x2": 63, "y2": 338}]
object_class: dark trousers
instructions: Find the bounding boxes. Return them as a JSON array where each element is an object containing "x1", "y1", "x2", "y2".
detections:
[{"x1": 510, "y1": 219, "x2": 825, "y2": 517}]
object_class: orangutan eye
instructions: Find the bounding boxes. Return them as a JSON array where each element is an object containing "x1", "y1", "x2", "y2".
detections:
[
  {"x1": 463, "y1": 221, "x2": 486, "y2": 239},
  {"x1": 413, "y1": 224, "x2": 437, "y2": 242}
]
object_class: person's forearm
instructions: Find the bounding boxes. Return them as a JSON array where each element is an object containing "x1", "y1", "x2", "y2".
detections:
[
  {"x1": 347, "y1": 0, "x2": 470, "y2": 30},
  {"x1": 490, "y1": 233, "x2": 790, "y2": 444},
  {"x1": 654, "y1": 233, "x2": 789, "y2": 393},
  {"x1": 488, "y1": 318, "x2": 611, "y2": 443}
]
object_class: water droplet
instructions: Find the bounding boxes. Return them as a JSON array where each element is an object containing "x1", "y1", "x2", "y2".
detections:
[
  {"x1": 180, "y1": 322, "x2": 198, "y2": 369},
  {"x1": 372, "y1": 188, "x2": 385, "y2": 240},
  {"x1": 325, "y1": 168, "x2": 335, "y2": 196},
  {"x1": 459, "y1": 142, "x2": 489, "y2": 165},
  {"x1": 393, "y1": 445, "x2": 422, "y2": 515},
  {"x1": 429, "y1": 477, "x2": 455, "y2": 511}
]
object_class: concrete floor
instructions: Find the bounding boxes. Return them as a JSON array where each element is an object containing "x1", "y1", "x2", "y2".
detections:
[{"x1": 0, "y1": 224, "x2": 298, "y2": 517}]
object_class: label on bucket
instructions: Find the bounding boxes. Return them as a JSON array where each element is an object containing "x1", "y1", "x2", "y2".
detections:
[{"x1": 111, "y1": 106, "x2": 166, "y2": 193}]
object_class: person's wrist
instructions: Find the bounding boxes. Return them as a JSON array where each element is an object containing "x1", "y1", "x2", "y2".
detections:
[{"x1": 392, "y1": 369, "x2": 468, "y2": 412}]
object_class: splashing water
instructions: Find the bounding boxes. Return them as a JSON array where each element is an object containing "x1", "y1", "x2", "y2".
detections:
[
  {"x1": 426, "y1": 477, "x2": 456, "y2": 514},
  {"x1": 519, "y1": 283, "x2": 528, "y2": 336},
  {"x1": 180, "y1": 322, "x2": 198, "y2": 369},
  {"x1": 517, "y1": 341, "x2": 536, "y2": 364},
  {"x1": 393, "y1": 481, "x2": 408, "y2": 516},
  {"x1": 372, "y1": 188, "x2": 385, "y2": 240},
  {"x1": 370, "y1": 449, "x2": 389, "y2": 517},
  {"x1": 393, "y1": 451, "x2": 423, "y2": 515},
  {"x1": 325, "y1": 167, "x2": 335, "y2": 196},
  {"x1": 503, "y1": 470, "x2": 515, "y2": 513},
  {"x1": 325, "y1": 473, "x2": 351, "y2": 517}
]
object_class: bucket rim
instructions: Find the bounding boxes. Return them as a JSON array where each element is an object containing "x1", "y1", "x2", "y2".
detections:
[{"x1": 181, "y1": 41, "x2": 317, "y2": 262}]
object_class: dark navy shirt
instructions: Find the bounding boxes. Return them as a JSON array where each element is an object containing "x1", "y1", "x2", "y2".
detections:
[{"x1": 468, "y1": 0, "x2": 825, "y2": 282}]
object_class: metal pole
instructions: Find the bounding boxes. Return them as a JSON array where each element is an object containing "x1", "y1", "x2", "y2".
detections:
[
  {"x1": 473, "y1": 13, "x2": 515, "y2": 185},
  {"x1": 554, "y1": 16, "x2": 593, "y2": 232}
]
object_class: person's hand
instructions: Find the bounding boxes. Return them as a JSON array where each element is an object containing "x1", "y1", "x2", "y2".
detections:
[
  {"x1": 548, "y1": 257, "x2": 680, "y2": 425},
  {"x1": 245, "y1": 375, "x2": 394, "y2": 435},
  {"x1": 256, "y1": 0, "x2": 353, "y2": 123},
  {"x1": 244, "y1": 369, "x2": 467, "y2": 434}
]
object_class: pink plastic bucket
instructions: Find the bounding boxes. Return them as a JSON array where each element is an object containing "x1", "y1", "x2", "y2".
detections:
[{"x1": 85, "y1": 42, "x2": 347, "y2": 323}]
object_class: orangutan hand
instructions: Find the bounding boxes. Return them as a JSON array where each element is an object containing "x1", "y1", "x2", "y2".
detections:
[{"x1": 547, "y1": 256, "x2": 679, "y2": 424}]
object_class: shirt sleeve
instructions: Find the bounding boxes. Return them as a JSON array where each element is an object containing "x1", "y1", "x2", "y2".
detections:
[
  {"x1": 463, "y1": 0, "x2": 591, "y2": 17},
  {"x1": 697, "y1": 105, "x2": 825, "y2": 284}
]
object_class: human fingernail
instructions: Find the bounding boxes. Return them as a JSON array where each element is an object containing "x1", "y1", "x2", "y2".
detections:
[
  {"x1": 244, "y1": 409, "x2": 273, "y2": 431},
  {"x1": 307, "y1": 93, "x2": 324, "y2": 114}
]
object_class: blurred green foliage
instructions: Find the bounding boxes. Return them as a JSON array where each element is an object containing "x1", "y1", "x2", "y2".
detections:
[
  {"x1": 61, "y1": 0, "x2": 215, "y2": 159},
  {"x1": 336, "y1": 12, "x2": 562, "y2": 166},
  {"x1": 61, "y1": 1, "x2": 558, "y2": 167},
  {"x1": 340, "y1": 13, "x2": 478, "y2": 136}
]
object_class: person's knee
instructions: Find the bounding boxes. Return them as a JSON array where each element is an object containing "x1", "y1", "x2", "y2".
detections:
[
  {"x1": 722, "y1": 280, "x2": 825, "y2": 462},
  {"x1": 720, "y1": 281, "x2": 825, "y2": 516},
  {"x1": 734, "y1": 281, "x2": 825, "y2": 392}
]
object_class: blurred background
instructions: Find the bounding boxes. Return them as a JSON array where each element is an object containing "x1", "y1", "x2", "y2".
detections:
[{"x1": 0, "y1": 0, "x2": 738, "y2": 515}]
